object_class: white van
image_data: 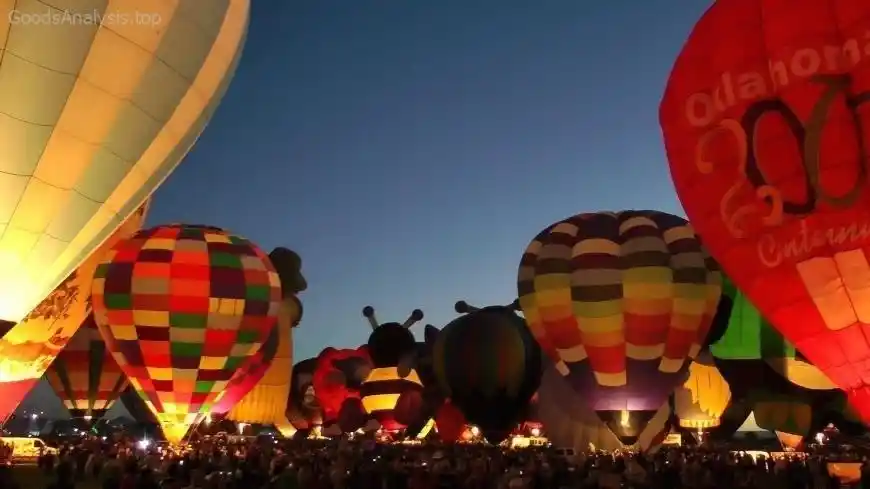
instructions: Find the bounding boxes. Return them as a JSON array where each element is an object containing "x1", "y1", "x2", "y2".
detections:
[{"x1": 1, "y1": 437, "x2": 56, "y2": 461}]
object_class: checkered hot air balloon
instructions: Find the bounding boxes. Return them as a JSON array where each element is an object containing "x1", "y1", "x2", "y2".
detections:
[
  {"x1": 44, "y1": 312, "x2": 128, "y2": 421},
  {"x1": 91, "y1": 224, "x2": 282, "y2": 445},
  {"x1": 517, "y1": 210, "x2": 722, "y2": 445},
  {"x1": 210, "y1": 323, "x2": 280, "y2": 415}
]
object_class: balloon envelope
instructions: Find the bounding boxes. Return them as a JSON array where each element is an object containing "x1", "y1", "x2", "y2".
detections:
[
  {"x1": 286, "y1": 358, "x2": 322, "y2": 430},
  {"x1": 211, "y1": 323, "x2": 279, "y2": 416},
  {"x1": 433, "y1": 305, "x2": 542, "y2": 440},
  {"x1": 0, "y1": 203, "x2": 148, "y2": 422},
  {"x1": 0, "y1": 0, "x2": 249, "y2": 323},
  {"x1": 536, "y1": 363, "x2": 672, "y2": 452},
  {"x1": 660, "y1": 0, "x2": 870, "y2": 420},
  {"x1": 226, "y1": 295, "x2": 300, "y2": 424},
  {"x1": 92, "y1": 224, "x2": 281, "y2": 445},
  {"x1": 44, "y1": 313, "x2": 128, "y2": 420},
  {"x1": 674, "y1": 353, "x2": 731, "y2": 430},
  {"x1": 312, "y1": 347, "x2": 371, "y2": 423},
  {"x1": 711, "y1": 277, "x2": 835, "y2": 390},
  {"x1": 518, "y1": 210, "x2": 721, "y2": 443}
]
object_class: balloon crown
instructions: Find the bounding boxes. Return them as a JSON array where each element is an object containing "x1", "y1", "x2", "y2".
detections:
[{"x1": 362, "y1": 306, "x2": 423, "y2": 367}]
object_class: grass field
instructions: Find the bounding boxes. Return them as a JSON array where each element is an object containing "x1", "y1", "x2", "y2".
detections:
[{"x1": 12, "y1": 465, "x2": 101, "y2": 489}]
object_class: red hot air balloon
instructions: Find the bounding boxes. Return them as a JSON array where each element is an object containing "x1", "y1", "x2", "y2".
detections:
[
  {"x1": 312, "y1": 346, "x2": 372, "y2": 423},
  {"x1": 660, "y1": 0, "x2": 870, "y2": 420}
]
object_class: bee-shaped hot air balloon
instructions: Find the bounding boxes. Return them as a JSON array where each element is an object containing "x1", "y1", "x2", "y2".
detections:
[{"x1": 360, "y1": 306, "x2": 426, "y2": 431}]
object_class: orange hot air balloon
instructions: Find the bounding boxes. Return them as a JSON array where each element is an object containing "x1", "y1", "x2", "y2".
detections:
[
  {"x1": 0, "y1": 202, "x2": 149, "y2": 422},
  {"x1": 91, "y1": 225, "x2": 282, "y2": 445},
  {"x1": 44, "y1": 313, "x2": 128, "y2": 421},
  {"x1": 660, "y1": 0, "x2": 870, "y2": 420}
]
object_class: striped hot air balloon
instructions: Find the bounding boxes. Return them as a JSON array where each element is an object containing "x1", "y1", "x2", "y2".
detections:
[
  {"x1": 433, "y1": 301, "x2": 542, "y2": 444},
  {"x1": 359, "y1": 307, "x2": 425, "y2": 431},
  {"x1": 517, "y1": 210, "x2": 722, "y2": 445},
  {"x1": 44, "y1": 312, "x2": 128, "y2": 421}
]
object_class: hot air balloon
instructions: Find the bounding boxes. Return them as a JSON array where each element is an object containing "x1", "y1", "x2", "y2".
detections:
[
  {"x1": 712, "y1": 276, "x2": 836, "y2": 391},
  {"x1": 660, "y1": 0, "x2": 870, "y2": 421},
  {"x1": 44, "y1": 312, "x2": 128, "y2": 422},
  {"x1": 403, "y1": 324, "x2": 444, "y2": 436},
  {"x1": 517, "y1": 210, "x2": 721, "y2": 444},
  {"x1": 359, "y1": 306, "x2": 425, "y2": 431},
  {"x1": 433, "y1": 300, "x2": 542, "y2": 444},
  {"x1": 91, "y1": 224, "x2": 282, "y2": 445},
  {"x1": 434, "y1": 400, "x2": 466, "y2": 443},
  {"x1": 0, "y1": 202, "x2": 149, "y2": 422},
  {"x1": 312, "y1": 346, "x2": 372, "y2": 424},
  {"x1": 674, "y1": 353, "x2": 731, "y2": 433},
  {"x1": 286, "y1": 358, "x2": 323, "y2": 432},
  {"x1": 709, "y1": 273, "x2": 843, "y2": 437},
  {"x1": 0, "y1": 0, "x2": 249, "y2": 327},
  {"x1": 211, "y1": 325, "x2": 280, "y2": 415},
  {"x1": 536, "y1": 363, "x2": 673, "y2": 453},
  {"x1": 228, "y1": 248, "x2": 306, "y2": 424},
  {"x1": 754, "y1": 399, "x2": 813, "y2": 437}
]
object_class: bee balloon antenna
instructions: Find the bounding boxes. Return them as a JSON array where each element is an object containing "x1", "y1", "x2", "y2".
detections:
[
  {"x1": 455, "y1": 301, "x2": 480, "y2": 314},
  {"x1": 362, "y1": 306, "x2": 379, "y2": 330},
  {"x1": 506, "y1": 299, "x2": 521, "y2": 311},
  {"x1": 402, "y1": 309, "x2": 424, "y2": 328}
]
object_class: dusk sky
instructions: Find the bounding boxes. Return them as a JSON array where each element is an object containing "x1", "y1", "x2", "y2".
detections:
[{"x1": 21, "y1": 0, "x2": 713, "y2": 418}]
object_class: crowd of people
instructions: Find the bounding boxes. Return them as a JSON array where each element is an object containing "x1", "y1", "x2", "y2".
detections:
[{"x1": 0, "y1": 435, "x2": 868, "y2": 489}]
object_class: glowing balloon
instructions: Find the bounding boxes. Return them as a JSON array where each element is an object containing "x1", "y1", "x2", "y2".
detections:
[
  {"x1": 91, "y1": 224, "x2": 281, "y2": 445},
  {"x1": 227, "y1": 248, "x2": 306, "y2": 424},
  {"x1": 286, "y1": 358, "x2": 322, "y2": 431},
  {"x1": 674, "y1": 353, "x2": 731, "y2": 430},
  {"x1": 0, "y1": 0, "x2": 249, "y2": 324},
  {"x1": 0, "y1": 203, "x2": 148, "y2": 422},
  {"x1": 312, "y1": 346, "x2": 372, "y2": 423},
  {"x1": 776, "y1": 431, "x2": 805, "y2": 450},
  {"x1": 359, "y1": 306, "x2": 425, "y2": 431},
  {"x1": 536, "y1": 363, "x2": 673, "y2": 453},
  {"x1": 211, "y1": 324, "x2": 279, "y2": 415},
  {"x1": 518, "y1": 210, "x2": 721, "y2": 444},
  {"x1": 755, "y1": 400, "x2": 813, "y2": 436},
  {"x1": 661, "y1": 0, "x2": 870, "y2": 420},
  {"x1": 712, "y1": 276, "x2": 835, "y2": 390},
  {"x1": 44, "y1": 313, "x2": 128, "y2": 420}
]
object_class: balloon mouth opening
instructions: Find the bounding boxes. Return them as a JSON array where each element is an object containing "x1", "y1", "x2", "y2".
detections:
[{"x1": 596, "y1": 409, "x2": 658, "y2": 445}]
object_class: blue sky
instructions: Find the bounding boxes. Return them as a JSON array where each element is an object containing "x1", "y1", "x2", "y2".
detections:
[{"x1": 22, "y1": 0, "x2": 714, "y2": 417}]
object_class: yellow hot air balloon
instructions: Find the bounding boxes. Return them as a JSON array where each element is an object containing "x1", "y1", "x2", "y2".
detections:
[
  {"x1": 227, "y1": 297, "x2": 298, "y2": 424},
  {"x1": 0, "y1": 0, "x2": 249, "y2": 324},
  {"x1": 0, "y1": 201, "x2": 149, "y2": 421},
  {"x1": 674, "y1": 353, "x2": 731, "y2": 430},
  {"x1": 228, "y1": 249, "x2": 307, "y2": 425}
]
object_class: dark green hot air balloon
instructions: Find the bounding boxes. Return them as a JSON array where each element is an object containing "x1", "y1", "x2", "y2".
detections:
[{"x1": 433, "y1": 300, "x2": 542, "y2": 443}]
